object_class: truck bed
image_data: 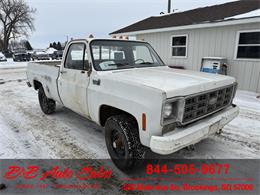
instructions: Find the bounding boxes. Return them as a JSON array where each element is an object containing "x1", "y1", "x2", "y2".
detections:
[
  {"x1": 31, "y1": 60, "x2": 61, "y2": 66},
  {"x1": 27, "y1": 61, "x2": 62, "y2": 103}
]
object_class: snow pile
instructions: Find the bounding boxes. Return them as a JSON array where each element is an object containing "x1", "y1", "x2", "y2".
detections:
[
  {"x1": 0, "y1": 59, "x2": 27, "y2": 69},
  {"x1": 226, "y1": 9, "x2": 260, "y2": 20},
  {"x1": 45, "y1": 47, "x2": 57, "y2": 54}
]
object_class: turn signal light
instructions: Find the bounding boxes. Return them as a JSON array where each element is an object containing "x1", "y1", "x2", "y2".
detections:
[{"x1": 142, "y1": 113, "x2": 146, "y2": 131}]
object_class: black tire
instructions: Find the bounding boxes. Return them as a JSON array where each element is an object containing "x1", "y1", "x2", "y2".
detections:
[
  {"x1": 0, "y1": 183, "x2": 6, "y2": 190},
  {"x1": 38, "y1": 86, "x2": 56, "y2": 114},
  {"x1": 105, "y1": 115, "x2": 146, "y2": 171}
]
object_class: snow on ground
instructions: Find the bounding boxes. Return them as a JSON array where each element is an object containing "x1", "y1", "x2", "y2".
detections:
[
  {"x1": 0, "y1": 62, "x2": 259, "y2": 194},
  {"x1": 0, "y1": 58, "x2": 27, "y2": 69},
  {"x1": 0, "y1": 63, "x2": 259, "y2": 160}
]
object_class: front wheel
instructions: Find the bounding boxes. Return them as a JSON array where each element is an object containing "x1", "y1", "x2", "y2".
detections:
[
  {"x1": 38, "y1": 86, "x2": 56, "y2": 114},
  {"x1": 105, "y1": 115, "x2": 146, "y2": 172}
]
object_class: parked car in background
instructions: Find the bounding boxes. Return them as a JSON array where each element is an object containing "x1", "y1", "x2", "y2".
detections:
[
  {"x1": 52, "y1": 50, "x2": 64, "y2": 60},
  {"x1": 0, "y1": 52, "x2": 7, "y2": 62},
  {"x1": 2, "y1": 50, "x2": 13, "y2": 58},
  {"x1": 32, "y1": 51, "x2": 51, "y2": 61},
  {"x1": 13, "y1": 52, "x2": 31, "y2": 61}
]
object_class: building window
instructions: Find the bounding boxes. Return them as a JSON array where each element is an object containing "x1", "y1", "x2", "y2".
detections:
[
  {"x1": 236, "y1": 31, "x2": 260, "y2": 59},
  {"x1": 171, "y1": 35, "x2": 188, "y2": 57}
]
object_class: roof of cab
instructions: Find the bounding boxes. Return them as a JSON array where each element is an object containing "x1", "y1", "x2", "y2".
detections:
[{"x1": 70, "y1": 38, "x2": 145, "y2": 43}]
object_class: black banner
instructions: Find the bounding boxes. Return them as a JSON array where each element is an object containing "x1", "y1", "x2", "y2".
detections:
[{"x1": 0, "y1": 159, "x2": 259, "y2": 194}]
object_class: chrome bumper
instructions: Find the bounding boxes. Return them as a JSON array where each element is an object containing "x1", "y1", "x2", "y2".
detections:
[{"x1": 150, "y1": 105, "x2": 239, "y2": 155}]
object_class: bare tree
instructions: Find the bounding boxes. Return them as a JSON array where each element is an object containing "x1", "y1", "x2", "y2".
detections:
[{"x1": 0, "y1": 0, "x2": 36, "y2": 52}]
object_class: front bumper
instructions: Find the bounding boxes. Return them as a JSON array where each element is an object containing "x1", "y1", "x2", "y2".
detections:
[{"x1": 150, "y1": 105, "x2": 239, "y2": 155}]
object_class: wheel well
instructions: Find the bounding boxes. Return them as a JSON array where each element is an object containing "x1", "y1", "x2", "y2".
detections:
[
  {"x1": 33, "y1": 80, "x2": 42, "y2": 90},
  {"x1": 100, "y1": 105, "x2": 138, "y2": 128}
]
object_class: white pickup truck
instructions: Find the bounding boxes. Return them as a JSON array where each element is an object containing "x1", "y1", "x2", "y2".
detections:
[{"x1": 27, "y1": 38, "x2": 239, "y2": 171}]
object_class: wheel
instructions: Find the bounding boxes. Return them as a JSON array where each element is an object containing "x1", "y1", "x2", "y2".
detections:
[
  {"x1": 0, "y1": 183, "x2": 6, "y2": 190},
  {"x1": 105, "y1": 115, "x2": 146, "y2": 171},
  {"x1": 38, "y1": 86, "x2": 56, "y2": 114}
]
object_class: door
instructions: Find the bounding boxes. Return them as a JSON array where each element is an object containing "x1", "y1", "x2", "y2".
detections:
[{"x1": 58, "y1": 42, "x2": 90, "y2": 117}]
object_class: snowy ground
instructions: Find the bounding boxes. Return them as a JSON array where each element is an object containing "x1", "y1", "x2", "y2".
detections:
[
  {"x1": 0, "y1": 60, "x2": 259, "y2": 160},
  {"x1": 0, "y1": 60, "x2": 259, "y2": 194}
]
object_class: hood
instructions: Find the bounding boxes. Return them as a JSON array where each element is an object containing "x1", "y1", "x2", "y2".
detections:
[{"x1": 102, "y1": 66, "x2": 236, "y2": 98}]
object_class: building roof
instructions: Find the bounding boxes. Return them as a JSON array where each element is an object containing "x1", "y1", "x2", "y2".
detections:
[{"x1": 111, "y1": 0, "x2": 260, "y2": 35}]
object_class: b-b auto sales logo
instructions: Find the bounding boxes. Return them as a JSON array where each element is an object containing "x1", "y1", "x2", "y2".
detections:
[
  {"x1": 5, "y1": 164, "x2": 111, "y2": 189},
  {"x1": 0, "y1": 159, "x2": 259, "y2": 194}
]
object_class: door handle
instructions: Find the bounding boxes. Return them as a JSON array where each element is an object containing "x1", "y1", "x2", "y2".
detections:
[{"x1": 93, "y1": 79, "x2": 101, "y2": 86}]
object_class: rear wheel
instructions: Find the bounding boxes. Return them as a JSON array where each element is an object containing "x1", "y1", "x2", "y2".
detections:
[
  {"x1": 38, "y1": 86, "x2": 56, "y2": 114},
  {"x1": 105, "y1": 115, "x2": 146, "y2": 171}
]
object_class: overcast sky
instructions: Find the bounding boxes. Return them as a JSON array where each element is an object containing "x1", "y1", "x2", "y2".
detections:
[{"x1": 24, "y1": 0, "x2": 236, "y2": 48}]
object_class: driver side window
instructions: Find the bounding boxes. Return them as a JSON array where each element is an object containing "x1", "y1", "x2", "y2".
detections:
[{"x1": 65, "y1": 43, "x2": 88, "y2": 70}]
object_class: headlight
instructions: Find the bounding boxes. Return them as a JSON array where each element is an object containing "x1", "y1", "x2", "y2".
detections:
[
  {"x1": 163, "y1": 103, "x2": 173, "y2": 118},
  {"x1": 162, "y1": 98, "x2": 185, "y2": 125}
]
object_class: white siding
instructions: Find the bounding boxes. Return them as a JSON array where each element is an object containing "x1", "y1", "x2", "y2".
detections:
[{"x1": 136, "y1": 22, "x2": 260, "y2": 93}]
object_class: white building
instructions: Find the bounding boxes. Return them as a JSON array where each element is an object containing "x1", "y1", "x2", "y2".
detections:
[{"x1": 111, "y1": 1, "x2": 260, "y2": 93}]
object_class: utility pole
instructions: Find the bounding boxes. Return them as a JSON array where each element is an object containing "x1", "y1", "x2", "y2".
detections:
[{"x1": 168, "y1": 0, "x2": 171, "y2": 13}]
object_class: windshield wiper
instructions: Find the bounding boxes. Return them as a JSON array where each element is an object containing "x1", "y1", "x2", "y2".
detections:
[
  {"x1": 139, "y1": 62, "x2": 154, "y2": 65},
  {"x1": 108, "y1": 63, "x2": 130, "y2": 67}
]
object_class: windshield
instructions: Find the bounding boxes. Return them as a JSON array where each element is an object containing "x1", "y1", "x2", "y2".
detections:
[{"x1": 90, "y1": 40, "x2": 165, "y2": 71}]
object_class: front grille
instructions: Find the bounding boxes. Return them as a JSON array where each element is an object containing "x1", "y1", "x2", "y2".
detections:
[{"x1": 183, "y1": 85, "x2": 235, "y2": 124}]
